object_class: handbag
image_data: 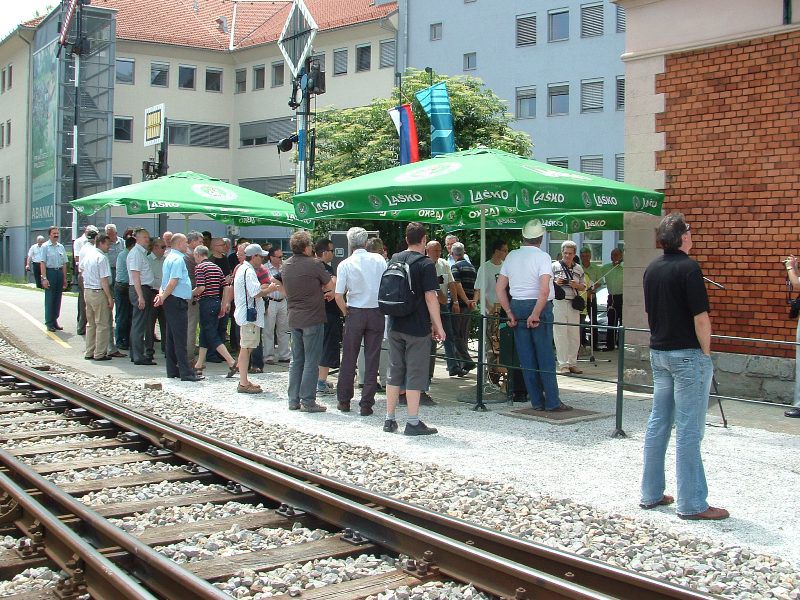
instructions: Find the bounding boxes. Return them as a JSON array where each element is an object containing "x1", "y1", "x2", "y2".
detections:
[{"x1": 571, "y1": 294, "x2": 586, "y2": 312}]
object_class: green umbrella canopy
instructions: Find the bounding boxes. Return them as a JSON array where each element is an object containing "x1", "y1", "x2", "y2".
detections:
[
  {"x1": 70, "y1": 171, "x2": 309, "y2": 229},
  {"x1": 293, "y1": 148, "x2": 663, "y2": 219}
]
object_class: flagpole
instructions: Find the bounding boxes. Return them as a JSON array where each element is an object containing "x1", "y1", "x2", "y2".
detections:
[{"x1": 475, "y1": 204, "x2": 487, "y2": 411}]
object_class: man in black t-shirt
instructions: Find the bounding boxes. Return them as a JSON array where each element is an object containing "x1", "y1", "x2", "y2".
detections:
[
  {"x1": 315, "y1": 238, "x2": 343, "y2": 395},
  {"x1": 640, "y1": 213, "x2": 728, "y2": 521},
  {"x1": 384, "y1": 222, "x2": 445, "y2": 436}
]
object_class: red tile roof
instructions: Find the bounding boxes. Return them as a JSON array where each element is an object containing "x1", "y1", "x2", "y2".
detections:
[{"x1": 47, "y1": 0, "x2": 396, "y2": 51}]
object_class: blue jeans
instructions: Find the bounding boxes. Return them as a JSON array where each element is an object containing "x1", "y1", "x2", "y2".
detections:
[
  {"x1": 288, "y1": 323, "x2": 324, "y2": 408},
  {"x1": 641, "y1": 348, "x2": 714, "y2": 516},
  {"x1": 509, "y1": 299, "x2": 560, "y2": 410},
  {"x1": 198, "y1": 297, "x2": 223, "y2": 349}
]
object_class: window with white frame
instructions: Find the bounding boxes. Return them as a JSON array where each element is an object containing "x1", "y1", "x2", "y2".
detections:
[
  {"x1": 113, "y1": 175, "x2": 132, "y2": 188},
  {"x1": 430, "y1": 22, "x2": 442, "y2": 41},
  {"x1": 615, "y1": 154, "x2": 625, "y2": 182},
  {"x1": 580, "y1": 3, "x2": 604, "y2": 37},
  {"x1": 580, "y1": 155, "x2": 604, "y2": 177},
  {"x1": 235, "y1": 68, "x2": 246, "y2": 93},
  {"x1": 379, "y1": 40, "x2": 396, "y2": 69},
  {"x1": 548, "y1": 231, "x2": 569, "y2": 260},
  {"x1": 239, "y1": 118, "x2": 295, "y2": 147},
  {"x1": 271, "y1": 61, "x2": 285, "y2": 87},
  {"x1": 516, "y1": 13, "x2": 537, "y2": 46},
  {"x1": 333, "y1": 49, "x2": 348, "y2": 75},
  {"x1": 616, "y1": 5, "x2": 627, "y2": 32},
  {"x1": 115, "y1": 58, "x2": 135, "y2": 84},
  {"x1": 580, "y1": 79, "x2": 604, "y2": 113},
  {"x1": 150, "y1": 63, "x2": 169, "y2": 87},
  {"x1": 178, "y1": 65, "x2": 196, "y2": 89},
  {"x1": 114, "y1": 117, "x2": 133, "y2": 142},
  {"x1": 150, "y1": 62, "x2": 169, "y2": 87},
  {"x1": 356, "y1": 44, "x2": 371, "y2": 72},
  {"x1": 205, "y1": 67, "x2": 223, "y2": 92},
  {"x1": 168, "y1": 122, "x2": 229, "y2": 148},
  {"x1": 548, "y1": 9, "x2": 569, "y2": 42},
  {"x1": 616, "y1": 76, "x2": 625, "y2": 110},
  {"x1": 515, "y1": 86, "x2": 536, "y2": 119},
  {"x1": 463, "y1": 52, "x2": 477, "y2": 71},
  {"x1": 253, "y1": 65, "x2": 265, "y2": 90},
  {"x1": 548, "y1": 83, "x2": 569, "y2": 115},
  {"x1": 582, "y1": 231, "x2": 603, "y2": 263},
  {"x1": 547, "y1": 157, "x2": 569, "y2": 169}
]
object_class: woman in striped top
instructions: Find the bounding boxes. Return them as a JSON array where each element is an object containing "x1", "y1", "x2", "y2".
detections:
[{"x1": 193, "y1": 245, "x2": 238, "y2": 377}]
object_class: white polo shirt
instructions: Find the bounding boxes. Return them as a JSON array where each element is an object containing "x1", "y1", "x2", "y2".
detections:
[
  {"x1": 28, "y1": 243, "x2": 44, "y2": 263},
  {"x1": 81, "y1": 246, "x2": 111, "y2": 290},
  {"x1": 335, "y1": 248, "x2": 387, "y2": 309},
  {"x1": 500, "y1": 246, "x2": 554, "y2": 301},
  {"x1": 126, "y1": 243, "x2": 155, "y2": 286}
]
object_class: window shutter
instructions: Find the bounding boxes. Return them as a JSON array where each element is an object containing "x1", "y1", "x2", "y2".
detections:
[
  {"x1": 547, "y1": 157, "x2": 569, "y2": 169},
  {"x1": 581, "y1": 80, "x2": 603, "y2": 112},
  {"x1": 356, "y1": 45, "x2": 371, "y2": 72},
  {"x1": 334, "y1": 49, "x2": 348, "y2": 75},
  {"x1": 580, "y1": 4, "x2": 604, "y2": 37},
  {"x1": 615, "y1": 155, "x2": 625, "y2": 182},
  {"x1": 379, "y1": 40, "x2": 396, "y2": 68},
  {"x1": 580, "y1": 156, "x2": 604, "y2": 177},
  {"x1": 616, "y1": 6, "x2": 627, "y2": 32},
  {"x1": 266, "y1": 117, "x2": 295, "y2": 143},
  {"x1": 516, "y1": 14, "x2": 537, "y2": 46},
  {"x1": 616, "y1": 77, "x2": 625, "y2": 110}
]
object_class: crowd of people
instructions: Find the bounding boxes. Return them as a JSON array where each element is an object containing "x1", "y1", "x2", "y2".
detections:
[{"x1": 29, "y1": 221, "x2": 630, "y2": 436}]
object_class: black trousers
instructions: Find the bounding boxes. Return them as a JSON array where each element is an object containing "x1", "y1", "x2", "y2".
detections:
[
  {"x1": 129, "y1": 285, "x2": 155, "y2": 362},
  {"x1": 606, "y1": 294, "x2": 623, "y2": 349},
  {"x1": 32, "y1": 262, "x2": 42, "y2": 288},
  {"x1": 581, "y1": 294, "x2": 599, "y2": 348},
  {"x1": 163, "y1": 296, "x2": 193, "y2": 378}
]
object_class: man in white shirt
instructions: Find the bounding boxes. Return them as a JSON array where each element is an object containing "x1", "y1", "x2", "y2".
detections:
[
  {"x1": 496, "y1": 219, "x2": 570, "y2": 412},
  {"x1": 334, "y1": 227, "x2": 388, "y2": 415},
  {"x1": 474, "y1": 239, "x2": 509, "y2": 382},
  {"x1": 445, "y1": 234, "x2": 471, "y2": 267},
  {"x1": 233, "y1": 244, "x2": 276, "y2": 393},
  {"x1": 263, "y1": 247, "x2": 291, "y2": 364},
  {"x1": 426, "y1": 240, "x2": 462, "y2": 377},
  {"x1": 74, "y1": 225, "x2": 99, "y2": 335},
  {"x1": 26, "y1": 236, "x2": 45, "y2": 288},
  {"x1": 127, "y1": 228, "x2": 157, "y2": 365},
  {"x1": 81, "y1": 234, "x2": 114, "y2": 361}
]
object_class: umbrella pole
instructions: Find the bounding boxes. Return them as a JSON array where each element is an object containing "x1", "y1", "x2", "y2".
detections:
[
  {"x1": 474, "y1": 205, "x2": 487, "y2": 412},
  {"x1": 184, "y1": 214, "x2": 190, "y2": 234}
]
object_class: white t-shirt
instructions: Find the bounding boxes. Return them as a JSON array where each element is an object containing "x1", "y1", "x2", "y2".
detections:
[
  {"x1": 499, "y1": 246, "x2": 554, "y2": 301},
  {"x1": 475, "y1": 260, "x2": 503, "y2": 307},
  {"x1": 435, "y1": 257, "x2": 454, "y2": 300}
]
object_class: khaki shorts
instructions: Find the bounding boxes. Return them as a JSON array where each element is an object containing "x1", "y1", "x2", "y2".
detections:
[{"x1": 239, "y1": 323, "x2": 261, "y2": 349}]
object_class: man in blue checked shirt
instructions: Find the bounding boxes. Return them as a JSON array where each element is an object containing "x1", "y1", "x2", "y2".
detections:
[
  {"x1": 154, "y1": 233, "x2": 204, "y2": 382},
  {"x1": 40, "y1": 226, "x2": 68, "y2": 332}
]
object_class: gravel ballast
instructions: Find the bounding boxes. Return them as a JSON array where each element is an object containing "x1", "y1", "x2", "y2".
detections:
[{"x1": 0, "y1": 338, "x2": 797, "y2": 599}]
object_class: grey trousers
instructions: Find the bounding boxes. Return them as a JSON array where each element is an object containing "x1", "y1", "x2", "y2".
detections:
[
  {"x1": 337, "y1": 307, "x2": 384, "y2": 409},
  {"x1": 288, "y1": 323, "x2": 325, "y2": 408},
  {"x1": 129, "y1": 285, "x2": 155, "y2": 363}
]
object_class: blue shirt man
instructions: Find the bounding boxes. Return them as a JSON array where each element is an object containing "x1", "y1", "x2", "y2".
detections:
[
  {"x1": 40, "y1": 227, "x2": 68, "y2": 331},
  {"x1": 154, "y1": 233, "x2": 202, "y2": 381}
]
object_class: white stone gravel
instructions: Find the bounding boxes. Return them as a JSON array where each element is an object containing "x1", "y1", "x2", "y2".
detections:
[
  {"x1": 1, "y1": 433, "x2": 101, "y2": 449},
  {"x1": 1, "y1": 536, "x2": 17, "y2": 550},
  {"x1": 156, "y1": 521, "x2": 331, "y2": 563},
  {"x1": 22, "y1": 446, "x2": 139, "y2": 465},
  {"x1": 0, "y1": 567, "x2": 66, "y2": 597},
  {"x1": 3, "y1": 417, "x2": 74, "y2": 433},
  {"x1": 214, "y1": 554, "x2": 398, "y2": 599},
  {"x1": 78, "y1": 480, "x2": 229, "y2": 506},
  {"x1": 1, "y1": 337, "x2": 798, "y2": 599},
  {"x1": 109, "y1": 501, "x2": 268, "y2": 534},
  {"x1": 0, "y1": 409, "x2": 61, "y2": 419},
  {"x1": 45, "y1": 460, "x2": 182, "y2": 484},
  {"x1": 0, "y1": 401, "x2": 36, "y2": 410}
]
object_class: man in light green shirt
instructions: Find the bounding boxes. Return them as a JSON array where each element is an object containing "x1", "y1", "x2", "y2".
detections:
[{"x1": 601, "y1": 248, "x2": 624, "y2": 349}]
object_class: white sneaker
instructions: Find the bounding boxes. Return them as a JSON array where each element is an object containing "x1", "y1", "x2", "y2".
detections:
[{"x1": 558, "y1": 367, "x2": 571, "y2": 375}]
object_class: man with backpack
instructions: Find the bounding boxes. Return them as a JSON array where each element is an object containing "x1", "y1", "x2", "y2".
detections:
[{"x1": 380, "y1": 222, "x2": 446, "y2": 436}]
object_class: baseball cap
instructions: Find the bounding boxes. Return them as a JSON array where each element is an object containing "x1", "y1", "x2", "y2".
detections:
[
  {"x1": 86, "y1": 225, "x2": 99, "y2": 240},
  {"x1": 244, "y1": 243, "x2": 268, "y2": 257},
  {"x1": 522, "y1": 219, "x2": 546, "y2": 239}
]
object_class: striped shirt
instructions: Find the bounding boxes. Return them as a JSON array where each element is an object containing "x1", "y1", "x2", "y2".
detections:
[{"x1": 195, "y1": 260, "x2": 225, "y2": 298}]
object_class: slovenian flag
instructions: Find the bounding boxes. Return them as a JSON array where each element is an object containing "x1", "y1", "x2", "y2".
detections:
[{"x1": 388, "y1": 104, "x2": 419, "y2": 165}]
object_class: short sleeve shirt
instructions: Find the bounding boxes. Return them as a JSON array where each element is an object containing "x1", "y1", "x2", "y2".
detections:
[
  {"x1": 644, "y1": 250, "x2": 709, "y2": 351},
  {"x1": 28, "y1": 244, "x2": 44, "y2": 263},
  {"x1": 475, "y1": 260, "x2": 503, "y2": 306},
  {"x1": 81, "y1": 246, "x2": 111, "y2": 289},
  {"x1": 388, "y1": 250, "x2": 438, "y2": 337},
  {"x1": 435, "y1": 258, "x2": 454, "y2": 300},
  {"x1": 451, "y1": 259, "x2": 477, "y2": 305},
  {"x1": 116, "y1": 249, "x2": 130, "y2": 283},
  {"x1": 127, "y1": 244, "x2": 155, "y2": 286},
  {"x1": 282, "y1": 255, "x2": 332, "y2": 329},
  {"x1": 233, "y1": 261, "x2": 265, "y2": 327},
  {"x1": 500, "y1": 246, "x2": 554, "y2": 301},
  {"x1": 195, "y1": 260, "x2": 225, "y2": 298},
  {"x1": 42, "y1": 241, "x2": 67, "y2": 269},
  {"x1": 602, "y1": 262, "x2": 624, "y2": 295},
  {"x1": 161, "y1": 251, "x2": 192, "y2": 300}
]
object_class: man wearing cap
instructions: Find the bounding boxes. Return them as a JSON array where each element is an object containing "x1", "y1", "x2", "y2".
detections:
[
  {"x1": 233, "y1": 243, "x2": 277, "y2": 393},
  {"x1": 495, "y1": 219, "x2": 570, "y2": 412},
  {"x1": 26, "y1": 236, "x2": 46, "y2": 288},
  {"x1": 154, "y1": 233, "x2": 204, "y2": 382}
]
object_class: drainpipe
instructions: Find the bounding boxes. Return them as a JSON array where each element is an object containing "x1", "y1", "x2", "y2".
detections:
[{"x1": 19, "y1": 29, "x2": 33, "y2": 255}]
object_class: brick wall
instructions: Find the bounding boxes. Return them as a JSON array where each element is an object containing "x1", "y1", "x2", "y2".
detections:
[{"x1": 655, "y1": 30, "x2": 800, "y2": 358}]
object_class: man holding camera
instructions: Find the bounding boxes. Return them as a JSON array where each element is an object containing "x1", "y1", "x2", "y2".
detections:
[{"x1": 552, "y1": 240, "x2": 586, "y2": 375}]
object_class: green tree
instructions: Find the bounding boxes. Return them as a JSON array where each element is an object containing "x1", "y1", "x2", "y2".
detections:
[{"x1": 309, "y1": 69, "x2": 532, "y2": 253}]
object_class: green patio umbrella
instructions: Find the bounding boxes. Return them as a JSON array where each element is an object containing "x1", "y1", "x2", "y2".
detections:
[
  {"x1": 293, "y1": 148, "x2": 663, "y2": 220},
  {"x1": 71, "y1": 171, "x2": 310, "y2": 229}
]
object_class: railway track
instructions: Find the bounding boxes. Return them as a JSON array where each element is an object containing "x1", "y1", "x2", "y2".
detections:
[{"x1": 0, "y1": 358, "x2": 710, "y2": 600}]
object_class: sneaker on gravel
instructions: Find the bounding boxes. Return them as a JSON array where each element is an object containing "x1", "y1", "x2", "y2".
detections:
[
  {"x1": 403, "y1": 421, "x2": 438, "y2": 436},
  {"x1": 237, "y1": 383, "x2": 261, "y2": 394},
  {"x1": 300, "y1": 403, "x2": 327, "y2": 413},
  {"x1": 383, "y1": 419, "x2": 398, "y2": 433},
  {"x1": 419, "y1": 392, "x2": 437, "y2": 406},
  {"x1": 317, "y1": 381, "x2": 335, "y2": 395},
  {"x1": 288, "y1": 403, "x2": 300, "y2": 411}
]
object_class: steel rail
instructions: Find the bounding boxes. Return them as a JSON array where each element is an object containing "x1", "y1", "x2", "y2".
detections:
[
  {"x1": 0, "y1": 467, "x2": 161, "y2": 600},
  {"x1": 0, "y1": 359, "x2": 710, "y2": 600}
]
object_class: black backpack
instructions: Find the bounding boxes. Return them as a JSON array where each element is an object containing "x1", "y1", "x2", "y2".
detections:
[{"x1": 378, "y1": 253, "x2": 425, "y2": 317}]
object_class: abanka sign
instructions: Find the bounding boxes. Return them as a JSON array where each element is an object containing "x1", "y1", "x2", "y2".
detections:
[{"x1": 144, "y1": 103, "x2": 165, "y2": 147}]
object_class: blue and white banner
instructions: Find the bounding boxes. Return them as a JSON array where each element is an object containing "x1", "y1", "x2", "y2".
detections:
[{"x1": 415, "y1": 82, "x2": 456, "y2": 157}]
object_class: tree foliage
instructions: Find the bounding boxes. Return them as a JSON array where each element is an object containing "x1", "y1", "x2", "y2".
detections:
[{"x1": 308, "y1": 70, "x2": 532, "y2": 252}]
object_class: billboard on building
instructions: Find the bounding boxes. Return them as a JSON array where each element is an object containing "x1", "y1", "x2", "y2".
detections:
[{"x1": 31, "y1": 40, "x2": 59, "y2": 230}]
